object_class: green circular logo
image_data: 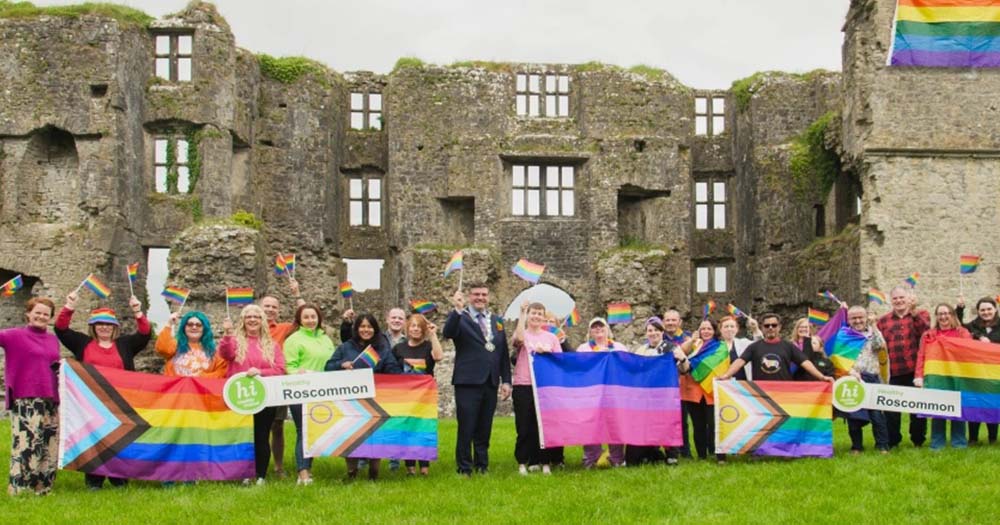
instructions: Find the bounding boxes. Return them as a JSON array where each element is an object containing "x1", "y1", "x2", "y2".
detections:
[
  {"x1": 223, "y1": 373, "x2": 267, "y2": 415},
  {"x1": 832, "y1": 377, "x2": 867, "y2": 412}
]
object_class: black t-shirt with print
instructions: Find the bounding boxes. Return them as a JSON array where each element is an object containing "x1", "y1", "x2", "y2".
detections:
[
  {"x1": 739, "y1": 339, "x2": 806, "y2": 381},
  {"x1": 392, "y1": 340, "x2": 435, "y2": 375}
]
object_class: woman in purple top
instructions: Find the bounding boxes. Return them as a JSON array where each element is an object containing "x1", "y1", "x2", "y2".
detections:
[{"x1": 0, "y1": 297, "x2": 61, "y2": 495}]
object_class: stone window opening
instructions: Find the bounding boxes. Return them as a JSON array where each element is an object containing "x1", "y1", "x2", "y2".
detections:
[
  {"x1": 516, "y1": 73, "x2": 570, "y2": 117},
  {"x1": 694, "y1": 179, "x2": 726, "y2": 230},
  {"x1": 695, "y1": 96, "x2": 725, "y2": 136},
  {"x1": 511, "y1": 164, "x2": 575, "y2": 217},
  {"x1": 350, "y1": 92, "x2": 383, "y2": 130},
  {"x1": 154, "y1": 33, "x2": 193, "y2": 82},
  {"x1": 814, "y1": 204, "x2": 826, "y2": 238},
  {"x1": 344, "y1": 258, "x2": 384, "y2": 291},
  {"x1": 145, "y1": 247, "x2": 171, "y2": 332},
  {"x1": 695, "y1": 263, "x2": 728, "y2": 294},
  {"x1": 153, "y1": 136, "x2": 192, "y2": 194},
  {"x1": 348, "y1": 176, "x2": 382, "y2": 227}
]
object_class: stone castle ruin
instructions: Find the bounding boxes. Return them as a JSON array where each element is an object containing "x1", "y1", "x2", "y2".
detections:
[{"x1": 1, "y1": 0, "x2": 998, "y2": 413}]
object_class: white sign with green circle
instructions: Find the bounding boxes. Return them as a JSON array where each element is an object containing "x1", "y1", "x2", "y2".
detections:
[{"x1": 223, "y1": 373, "x2": 268, "y2": 415}]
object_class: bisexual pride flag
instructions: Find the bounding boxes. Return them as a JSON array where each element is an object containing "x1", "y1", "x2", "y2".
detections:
[
  {"x1": 58, "y1": 360, "x2": 254, "y2": 481},
  {"x1": 531, "y1": 352, "x2": 682, "y2": 447},
  {"x1": 715, "y1": 380, "x2": 833, "y2": 458}
]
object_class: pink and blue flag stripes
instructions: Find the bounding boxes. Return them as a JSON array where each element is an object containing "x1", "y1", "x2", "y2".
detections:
[{"x1": 530, "y1": 352, "x2": 682, "y2": 448}]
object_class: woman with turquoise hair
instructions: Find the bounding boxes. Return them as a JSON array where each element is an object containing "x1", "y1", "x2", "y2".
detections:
[{"x1": 155, "y1": 310, "x2": 228, "y2": 378}]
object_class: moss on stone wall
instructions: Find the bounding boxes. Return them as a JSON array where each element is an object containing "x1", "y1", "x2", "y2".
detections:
[
  {"x1": 789, "y1": 111, "x2": 840, "y2": 200},
  {"x1": 627, "y1": 64, "x2": 666, "y2": 81},
  {"x1": 257, "y1": 54, "x2": 328, "y2": 84},
  {"x1": 449, "y1": 60, "x2": 512, "y2": 73},
  {"x1": 229, "y1": 210, "x2": 262, "y2": 230},
  {"x1": 0, "y1": 1, "x2": 153, "y2": 26},
  {"x1": 393, "y1": 57, "x2": 426, "y2": 72},
  {"x1": 731, "y1": 69, "x2": 834, "y2": 112}
]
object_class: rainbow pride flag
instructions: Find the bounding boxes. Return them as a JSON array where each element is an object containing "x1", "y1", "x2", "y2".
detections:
[
  {"x1": 339, "y1": 281, "x2": 354, "y2": 299},
  {"x1": 543, "y1": 323, "x2": 566, "y2": 340},
  {"x1": 1, "y1": 274, "x2": 23, "y2": 296},
  {"x1": 817, "y1": 290, "x2": 842, "y2": 304},
  {"x1": 715, "y1": 380, "x2": 833, "y2": 458},
  {"x1": 808, "y1": 308, "x2": 829, "y2": 325},
  {"x1": 823, "y1": 325, "x2": 868, "y2": 377},
  {"x1": 283, "y1": 254, "x2": 296, "y2": 275},
  {"x1": 58, "y1": 360, "x2": 254, "y2": 481},
  {"x1": 905, "y1": 272, "x2": 920, "y2": 287},
  {"x1": 726, "y1": 303, "x2": 747, "y2": 318},
  {"x1": 82, "y1": 274, "x2": 112, "y2": 299},
  {"x1": 126, "y1": 263, "x2": 139, "y2": 285},
  {"x1": 226, "y1": 287, "x2": 254, "y2": 307},
  {"x1": 960, "y1": 254, "x2": 981, "y2": 274},
  {"x1": 607, "y1": 302, "x2": 633, "y2": 325},
  {"x1": 923, "y1": 336, "x2": 1000, "y2": 423},
  {"x1": 868, "y1": 288, "x2": 887, "y2": 305},
  {"x1": 443, "y1": 250, "x2": 463, "y2": 277},
  {"x1": 512, "y1": 258, "x2": 545, "y2": 284},
  {"x1": 304, "y1": 374, "x2": 438, "y2": 460},
  {"x1": 404, "y1": 358, "x2": 428, "y2": 374},
  {"x1": 161, "y1": 286, "x2": 190, "y2": 305},
  {"x1": 274, "y1": 254, "x2": 287, "y2": 276},
  {"x1": 688, "y1": 339, "x2": 729, "y2": 395},
  {"x1": 890, "y1": 0, "x2": 1000, "y2": 68},
  {"x1": 531, "y1": 352, "x2": 682, "y2": 447},
  {"x1": 355, "y1": 345, "x2": 382, "y2": 368},
  {"x1": 410, "y1": 300, "x2": 436, "y2": 314},
  {"x1": 703, "y1": 300, "x2": 717, "y2": 318},
  {"x1": 565, "y1": 306, "x2": 581, "y2": 327}
]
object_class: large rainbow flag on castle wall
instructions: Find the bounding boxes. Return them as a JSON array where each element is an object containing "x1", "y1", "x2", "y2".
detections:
[
  {"x1": 531, "y1": 352, "x2": 682, "y2": 447},
  {"x1": 58, "y1": 360, "x2": 254, "y2": 481},
  {"x1": 890, "y1": 0, "x2": 1000, "y2": 68},
  {"x1": 922, "y1": 336, "x2": 1000, "y2": 423},
  {"x1": 715, "y1": 380, "x2": 833, "y2": 458},
  {"x1": 304, "y1": 374, "x2": 438, "y2": 460}
]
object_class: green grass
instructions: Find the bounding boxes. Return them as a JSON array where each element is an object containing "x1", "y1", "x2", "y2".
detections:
[
  {"x1": 2, "y1": 418, "x2": 998, "y2": 523},
  {"x1": 0, "y1": 1, "x2": 153, "y2": 26}
]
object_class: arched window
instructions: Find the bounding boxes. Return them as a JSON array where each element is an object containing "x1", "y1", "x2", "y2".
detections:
[{"x1": 502, "y1": 283, "x2": 575, "y2": 321}]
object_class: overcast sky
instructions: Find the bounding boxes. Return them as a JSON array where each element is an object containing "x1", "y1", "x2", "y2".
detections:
[{"x1": 40, "y1": 0, "x2": 851, "y2": 89}]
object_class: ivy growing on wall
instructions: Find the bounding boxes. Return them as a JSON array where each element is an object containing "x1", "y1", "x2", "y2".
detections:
[{"x1": 789, "y1": 111, "x2": 840, "y2": 200}]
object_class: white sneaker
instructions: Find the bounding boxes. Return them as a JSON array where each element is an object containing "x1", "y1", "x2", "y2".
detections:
[
  {"x1": 527, "y1": 465, "x2": 541, "y2": 472},
  {"x1": 542, "y1": 465, "x2": 551, "y2": 475},
  {"x1": 241, "y1": 478, "x2": 251, "y2": 486},
  {"x1": 518, "y1": 465, "x2": 528, "y2": 476},
  {"x1": 255, "y1": 478, "x2": 266, "y2": 486}
]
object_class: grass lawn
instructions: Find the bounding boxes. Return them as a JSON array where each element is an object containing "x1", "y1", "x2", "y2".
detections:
[{"x1": 2, "y1": 416, "x2": 998, "y2": 524}]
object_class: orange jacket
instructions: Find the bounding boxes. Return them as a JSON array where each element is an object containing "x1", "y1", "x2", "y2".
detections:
[{"x1": 155, "y1": 326, "x2": 228, "y2": 378}]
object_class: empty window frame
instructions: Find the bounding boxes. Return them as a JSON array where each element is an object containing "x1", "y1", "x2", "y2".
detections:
[
  {"x1": 695, "y1": 264, "x2": 728, "y2": 293},
  {"x1": 516, "y1": 73, "x2": 570, "y2": 117},
  {"x1": 153, "y1": 136, "x2": 191, "y2": 194},
  {"x1": 350, "y1": 92, "x2": 383, "y2": 130},
  {"x1": 154, "y1": 33, "x2": 193, "y2": 82},
  {"x1": 694, "y1": 180, "x2": 726, "y2": 230},
  {"x1": 348, "y1": 176, "x2": 382, "y2": 226},
  {"x1": 695, "y1": 95, "x2": 726, "y2": 136},
  {"x1": 512, "y1": 165, "x2": 575, "y2": 217}
]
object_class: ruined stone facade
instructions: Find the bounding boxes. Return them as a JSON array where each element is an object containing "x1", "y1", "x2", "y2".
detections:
[{"x1": 7, "y1": 1, "x2": 971, "y2": 414}]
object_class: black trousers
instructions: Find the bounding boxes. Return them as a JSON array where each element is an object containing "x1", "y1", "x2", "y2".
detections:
[
  {"x1": 684, "y1": 399, "x2": 723, "y2": 460},
  {"x1": 253, "y1": 407, "x2": 277, "y2": 479},
  {"x1": 624, "y1": 445, "x2": 669, "y2": 466},
  {"x1": 886, "y1": 372, "x2": 927, "y2": 447},
  {"x1": 680, "y1": 401, "x2": 692, "y2": 458},
  {"x1": 84, "y1": 474, "x2": 127, "y2": 489},
  {"x1": 512, "y1": 385, "x2": 561, "y2": 465},
  {"x1": 454, "y1": 383, "x2": 498, "y2": 474},
  {"x1": 969, "y1": 422, "x2": 999, "y2": 443}
]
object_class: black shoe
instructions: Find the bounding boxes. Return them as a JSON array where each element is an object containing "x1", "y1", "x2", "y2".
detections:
[{"x1": 474, "y1": 467, "x2": 488, "y2": 475}]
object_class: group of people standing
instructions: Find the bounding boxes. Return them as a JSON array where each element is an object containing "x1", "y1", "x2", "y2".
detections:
[{"x1": 2, "y1": 280, "x2": 997, "y2": 494}]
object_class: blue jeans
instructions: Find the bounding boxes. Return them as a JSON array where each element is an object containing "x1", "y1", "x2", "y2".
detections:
[
  {"x1": 290, "y1": 404, "x2": 313, "y2": 471},
  {"x1": 930, "y1": 418, "x2": 968, "y2": 450}
]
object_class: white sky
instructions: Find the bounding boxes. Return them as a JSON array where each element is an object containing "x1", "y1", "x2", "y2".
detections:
[{"x1": 38, "y1": 0, "x2": 851, "y2": 89}]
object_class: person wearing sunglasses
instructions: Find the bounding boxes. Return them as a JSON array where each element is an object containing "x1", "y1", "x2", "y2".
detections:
[
  {"x1": 719, "y1": 313, "x2": 832, "y2": 382},
  {"x1": 156, "y1": 310, "x2": 228, "y2": 378}
]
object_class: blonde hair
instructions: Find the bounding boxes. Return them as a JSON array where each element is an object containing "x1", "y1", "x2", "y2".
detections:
[
  {"x1": 235, "y1": 304, "x2": 276, "y2": 365},
  {"x1": 791, "y1": 318, "x2": 813, "y2": 339}
]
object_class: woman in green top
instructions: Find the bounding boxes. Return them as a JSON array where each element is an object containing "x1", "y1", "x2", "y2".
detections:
[{"x1": 282, "y1": 303, "x2": 335, "y2": 486}]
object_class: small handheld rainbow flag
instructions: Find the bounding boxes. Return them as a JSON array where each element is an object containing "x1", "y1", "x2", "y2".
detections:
[
  {"x1": 904, "y1": 272, "x2": 920, "y2": 288},
  {"x1": 410, "y1": 300, "x2": 436, "y2": 314},
  {"x1": 703, "y1": 300, "x2": 717, "y2": 318},
  {"x1": 126, "y1": 263, "x2": 140, "y2": 284},
  {"x1": 868, "y1": 288, "x2": 886, "y2": 305},
  {"x1": 726, "y1": 303, "x2": 747, "y2": 318},
  {"x1": 817, "y1": 290, "x2": 841, "y2": 304},
  {"x1": 161, "y1": 286, "x2": 190, "y2": 305},
  {"x1": 226, "y1": 287, "x2": 254, "y2": 307},
  {"x1": 283, "y1": 254, "x2": 296, "y2": 276},
  {"x1": 443, "y1": 250, "x2": 463, "y2": 277},
  {"x1": 565, "y1": 306, "x2": 581, "y2": 327},
  {"x1": 1, "y1": 274, "x2": 23, "y2": 296},
  {"x1": 688, "y1": 338, "x2": 729, "y2": 395},
  {"x1": 339, "y1": 281, "x2": 354, "y2": 299},
  {"x1": 607, "y1": 302, "x2": 633, "y2": 325},
  {"x1": 960, "y1": 255, "x2": 981, "y2": 275},
  {"x1": 543, "y1": 323, "x2": 566, "y2": 340},
  {"x1": 82, "y1": 274, "x2": 112, "y2": 299},
  {"x1": 354, "y1": 345, "x2": 382, "y2": 368},
  {"x1": 512, "y1": 259, "x2": 545, "y2": 284},
  {"x1": 808, "y1": 308, "x2": 829, "y2": 326},
  {"x1": 274, "y1": 254, "x2": 287, "y2": 276}
]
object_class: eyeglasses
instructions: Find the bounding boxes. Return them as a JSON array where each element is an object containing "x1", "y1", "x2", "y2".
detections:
[
  {"x1": 186, "y1": 322, "x2": 203, "y2": 328},
  {"x1": 243, "y1": 315, "x2": 262, "y2": 320},
  {"x1": 762, "y1": 323, "x2": 779, "y2": 328}
]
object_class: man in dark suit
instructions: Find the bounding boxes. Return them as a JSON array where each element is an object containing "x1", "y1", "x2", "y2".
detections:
[{"x1": 443, "y1": 283, "x2": 512, "y2": 476}]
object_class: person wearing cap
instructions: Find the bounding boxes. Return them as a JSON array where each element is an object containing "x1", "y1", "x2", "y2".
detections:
[
  {"x1": 576, "y1": 317, "x2": 628, "y2": 468},
  {"x1": 55, "y1": 291, "x2": 151, "y2": 489}
]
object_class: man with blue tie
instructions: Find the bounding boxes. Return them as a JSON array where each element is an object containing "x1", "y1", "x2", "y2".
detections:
[{"x1": 443, "y1": 283, "x2": 512, "y2": 476}]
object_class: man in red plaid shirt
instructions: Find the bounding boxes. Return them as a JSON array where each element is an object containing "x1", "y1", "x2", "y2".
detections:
[{"x1": 876, "y1": 286, "x2": 931, "y2": 448}]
